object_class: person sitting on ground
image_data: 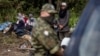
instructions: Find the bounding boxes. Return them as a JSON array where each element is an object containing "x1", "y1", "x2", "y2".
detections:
[
  {"x1": 25, "y1": 14, "x2": 37, "y2": 35},
  {"x1": 15, "y1": 20, "x2": 26, "y2": 36},
  {"x1": 15, "y1": 13, "x2": 28, "y2": 36},
  {"x1": 28, "y1": 14, "x2": 37, "y2": 27},
  {"x1": 16, "y1": 12, "x2": 25, "y2": 24}
]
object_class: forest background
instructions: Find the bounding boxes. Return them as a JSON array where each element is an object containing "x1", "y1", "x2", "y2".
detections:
[{"x1": 0, "y1": 0, "x2": 87, "y2": 27}]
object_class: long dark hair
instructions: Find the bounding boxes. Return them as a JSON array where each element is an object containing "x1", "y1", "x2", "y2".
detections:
[{"x1": 59, "y1": 7, "x2": 67, "y2": 18}]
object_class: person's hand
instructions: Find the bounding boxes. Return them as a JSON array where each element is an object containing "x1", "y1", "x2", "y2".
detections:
[
  {"x1": 59, "y1": 25, "x2": 63, "y2": 29},
  {"x1": 54, "y1": 48, "x2": 64, "y2": 56}
]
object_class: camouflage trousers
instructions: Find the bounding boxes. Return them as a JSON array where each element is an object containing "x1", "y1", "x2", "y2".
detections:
[{"x1": 29, "y1": 50, "x2": 53, "y2": 56}]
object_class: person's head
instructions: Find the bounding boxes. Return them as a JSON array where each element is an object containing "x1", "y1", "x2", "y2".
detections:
[
  {"x1": 29, "y1": 14, "x2": 33, "y2": 18},
  {"x1": 18, "y1": 12, "x2": 22, "y2": 16},
  {"x1": 40, "y1": 3, "x2": 57, "y2": 24},
  {"x1": 60, "y1": 2, "x2": 67, "y2": 10},
  {"x1": 40, "y1": 3, "x2": 57, "y2": 18},
  {"x1": 18, "y1": 12, "x2": 24, "y2": 17}
]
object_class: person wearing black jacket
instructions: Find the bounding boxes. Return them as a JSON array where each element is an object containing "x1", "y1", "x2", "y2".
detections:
[{"x1": 58, "y1": 2, "x2": 70, "y2": 41}]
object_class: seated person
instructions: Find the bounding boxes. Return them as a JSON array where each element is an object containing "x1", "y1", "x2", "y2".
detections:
[
  {"x1": 15, "y1": 20, "x2": 26, "y2": 36},
  {"x1": 15, "y1": 14, "x2": 29, "y2": 36},
  {"x1": 25, "y1": 14, "x2": 37, "y2": 35}
]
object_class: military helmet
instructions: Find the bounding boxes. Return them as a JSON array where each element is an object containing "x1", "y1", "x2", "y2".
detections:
[{"x1": 41, "y1": 3, "x2": 57, "y2": 13}]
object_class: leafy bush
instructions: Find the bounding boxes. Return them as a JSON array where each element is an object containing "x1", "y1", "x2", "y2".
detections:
[{"x1": 69, "y1": 10, "x2": 79, "y2": 28}]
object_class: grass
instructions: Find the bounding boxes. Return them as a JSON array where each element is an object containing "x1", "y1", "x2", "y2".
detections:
[{"x1": 0, "y1": 32, "x2": 19, "y2": 45}]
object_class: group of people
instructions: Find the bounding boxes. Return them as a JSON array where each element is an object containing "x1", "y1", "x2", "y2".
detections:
[
  {"x1": 15, "y1": 13, "x2": 37, "y2": 36},
  {"x1": 0, "y1": 2, "x2": 72, "y2": 56}
]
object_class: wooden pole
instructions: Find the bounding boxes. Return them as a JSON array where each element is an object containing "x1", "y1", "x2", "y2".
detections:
[{"x1": 57, "y1": 0, "x2": 61, "y2": 11}]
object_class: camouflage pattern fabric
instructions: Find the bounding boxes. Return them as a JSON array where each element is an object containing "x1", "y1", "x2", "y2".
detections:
[
  {"x1": 41, "y1": 3, "x2": 57, "y2": 13},
  {"x1": 31, "y1": 17, "x2": 60, "y2": 56}
]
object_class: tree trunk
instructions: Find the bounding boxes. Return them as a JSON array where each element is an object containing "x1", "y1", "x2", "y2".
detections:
[{"x1": 57, "y1": 0, "x2": 61, "y2": 11}]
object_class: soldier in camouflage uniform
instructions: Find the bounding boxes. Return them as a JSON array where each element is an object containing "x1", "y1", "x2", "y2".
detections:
[{"x1": 30, "y1": 3, "x2": 63, "y2": 56}]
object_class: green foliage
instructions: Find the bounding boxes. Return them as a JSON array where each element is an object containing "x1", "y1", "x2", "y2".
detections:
[
  {"x1": 0, "y1": 32, "x2": 17, "y2": 44},
  {"x1": 67, "y1": 0, "x2": 88, "y2": 27},
  {"x1": 69, "y1": 11, "x2": 78, "y2": 28},
  {"x1": 0, "y1": 0, "x2": 88, "y2": 25},
  {"x1": 24, "y1": 6, "x2": 40, "y2": 17}
]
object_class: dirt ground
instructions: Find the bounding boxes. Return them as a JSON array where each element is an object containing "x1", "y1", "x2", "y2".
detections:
[
  {"x1": 0, "y1": 44, "x2": 29, "y2": 56},
  {"x1": 0, "y1": 32, "x2": 30, "y2": 56}
]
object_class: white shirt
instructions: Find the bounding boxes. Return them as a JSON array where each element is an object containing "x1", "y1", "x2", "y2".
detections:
[{"x1": 61, "y1": 37, "x2": 70, "y2": 47}]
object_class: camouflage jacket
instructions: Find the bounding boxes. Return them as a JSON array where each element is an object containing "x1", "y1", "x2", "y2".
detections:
[{"x1": 32, "y1": 17, "x2": 60, "y2": 56}]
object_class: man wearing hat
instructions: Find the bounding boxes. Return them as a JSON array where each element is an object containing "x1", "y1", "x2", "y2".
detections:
[{"x1": 29, "y1": 3, "x2": 63, "y2": 56}]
